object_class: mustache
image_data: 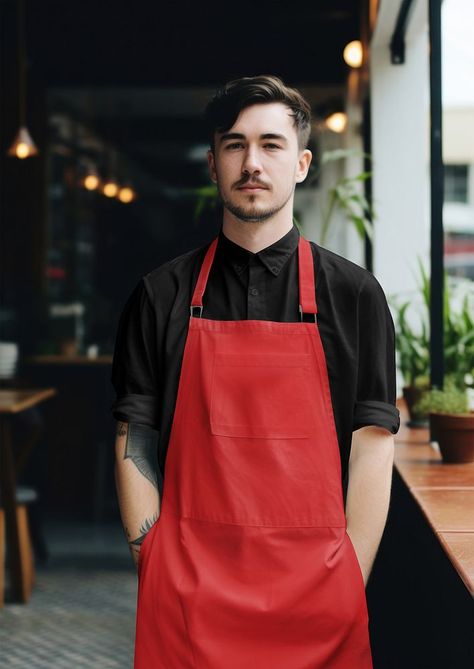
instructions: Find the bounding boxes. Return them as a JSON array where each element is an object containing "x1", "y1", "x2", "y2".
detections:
[{"x1": 235, "y1": 178, "x2": 270, "y2": 189}]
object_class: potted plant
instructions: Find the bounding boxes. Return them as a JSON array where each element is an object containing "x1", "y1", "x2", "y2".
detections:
[
  {"x1": 413, "y1": 376, "x2": 474, "y2": 463},
  {"x1": 392, "y1": 298, "x2": 430, "y2": 425},
  {"x1": 390, "y1": 258, "x2": 431, "y2": 426},
  {"x1": 391, "y1": 259, "x2": 474, "y2": 427}
]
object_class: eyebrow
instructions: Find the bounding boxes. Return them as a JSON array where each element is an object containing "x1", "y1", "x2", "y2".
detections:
[{"x1": 219, "y1": 132, "x2": 288, "y2": 145}]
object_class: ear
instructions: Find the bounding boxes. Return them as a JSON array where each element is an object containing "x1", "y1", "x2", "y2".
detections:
[
  {"x1": 207, "y1": 149, "x2": 217, "y2": 183},
  {"x1": 295, "y1": 149, "x2": 313, "y2": 184}
]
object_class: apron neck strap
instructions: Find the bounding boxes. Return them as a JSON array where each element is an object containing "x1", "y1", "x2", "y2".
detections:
[
  {"x1": 190, "y1": 233, "x2": 318, "y2": 320},
  {"x1": 190, "y1": 238, "x2": 219, "y2": 316},
  {"x1": 298, "y1": 235, "x2": 318, "y2": 320}
]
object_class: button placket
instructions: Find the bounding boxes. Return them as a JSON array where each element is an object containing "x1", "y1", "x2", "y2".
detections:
[{"x1": 248, "y1": 263, "x2": 265, "y2": 319}]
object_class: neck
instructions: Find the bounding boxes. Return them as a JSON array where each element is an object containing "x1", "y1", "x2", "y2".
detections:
[{"x1": 221, "y1": 203, "x2": 295, "y2": 254}]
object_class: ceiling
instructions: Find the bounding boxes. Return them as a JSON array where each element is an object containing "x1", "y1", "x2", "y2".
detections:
[
  {"x1": 3, "y1": 0, "x2": 363, "y2": 189},
  {"x1": 22, "y1": 0, "x2": 362, "y2": 87}
]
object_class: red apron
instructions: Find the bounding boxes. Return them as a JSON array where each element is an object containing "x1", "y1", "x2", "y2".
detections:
[{"x1": 134, "y1": 234, "x2": 373, "y2": 668}]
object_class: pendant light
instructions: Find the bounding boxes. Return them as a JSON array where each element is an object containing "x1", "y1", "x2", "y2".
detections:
[
  {"x1": 343, "y1": 40, "x2": 363, "y2": 69},
  {"x1": 7, "y1": 0, "x2": 38, "y2": 159},
  {"x1": 103, "y1": 179, "x2": 120, "y2": 198},
  {"x1": 102, "y1": 148, "x2": 120, "y2": 197},
  {"x1": 325, "y1": 112, "x2": 348, "y2": 133},
  {"x1": 84, "y1": 172, "x2": 100, "y2": 191},
  {"x1": 118, "y1": 185, "x2": 137, "y2": 204},
  {"x1": 82, "y1": 160, "x2": 101, "y2": 191}
]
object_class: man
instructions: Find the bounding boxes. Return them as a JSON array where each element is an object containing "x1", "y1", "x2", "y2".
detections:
[{"x1": 111, "y1": 75, "x2": 400, "y2": 668}]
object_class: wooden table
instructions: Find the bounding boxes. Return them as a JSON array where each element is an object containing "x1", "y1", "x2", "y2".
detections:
[
  {"x1": 394, "y1": 398, "x2": 474, "y2": 596},
  {"x1": 0, "y1": 388, "x2": 57, "y2": 603},
  {"x1": 26, "y1": 354, "x2": 113, "y2": 366}
]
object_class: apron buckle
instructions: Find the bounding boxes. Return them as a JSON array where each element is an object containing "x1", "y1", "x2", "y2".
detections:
[
  {"x1": 299, "y1": 305, "x2": 317, "y2": 323},
  {"x1": 190, "y1": 305, "x2": 203, "y2": 317}
]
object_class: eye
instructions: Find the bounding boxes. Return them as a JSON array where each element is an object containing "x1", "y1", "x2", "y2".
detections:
[
  {"x1": 264, "y1": 143, "x2": 281, "y2": 150},
  {"x1": 226, "y1": 142, "x2": 244, "y2": 150}
]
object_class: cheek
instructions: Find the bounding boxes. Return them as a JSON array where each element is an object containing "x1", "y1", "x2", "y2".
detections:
[
  {"x1": 272, "y1": 163, "x2": 295, "y2": 184},
  {"x1": 216, "y1": 156, "x2": 239, "y2": 181}
]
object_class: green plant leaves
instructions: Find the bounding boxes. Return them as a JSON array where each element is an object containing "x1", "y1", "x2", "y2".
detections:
[
  {"x1": 392, "y1": 256, "x2": 474, "y2": 395},
  {"x1": 413, "y1": 376, "x2": 469, "y2": 414}
]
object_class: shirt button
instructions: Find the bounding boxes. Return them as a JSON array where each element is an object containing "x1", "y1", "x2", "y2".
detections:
[
  {"x1": 271, "y1": 266, "x2": 279, "y2": 274},
  {"x1": 249, "y1": 287, "x2": 259, "y2": 296}
]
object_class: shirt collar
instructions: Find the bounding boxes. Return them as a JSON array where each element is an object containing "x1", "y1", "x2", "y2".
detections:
[{"x1": 217, "y1": 223, "x2": 300, "y2": 276}]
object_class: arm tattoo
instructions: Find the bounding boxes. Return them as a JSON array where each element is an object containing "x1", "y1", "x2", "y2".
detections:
[
  {"x1": 116, "y1": 421, "x2": 160, "y2": 562},
  {"x1": 116, "y1": 422, "x2": 127, "y2": 438},
  {"x1": 128, "y1": 512, "x2": 160, "y2": 547},
  {"x1": 119, "y1": 421, "x2": 159, "y2": 488}
]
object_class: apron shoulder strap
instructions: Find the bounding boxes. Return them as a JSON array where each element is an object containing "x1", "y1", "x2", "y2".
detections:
[
  {"x1": 298, "y1": 236, "x2": 318, "y2": 319},
  {"x1": 191, "y1": 238, "x2": 218, "y2": 311}
]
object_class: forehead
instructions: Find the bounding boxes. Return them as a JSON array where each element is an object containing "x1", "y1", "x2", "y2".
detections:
[{"x1": 221, "y1": 102, "x2": 296, "y2": 139}]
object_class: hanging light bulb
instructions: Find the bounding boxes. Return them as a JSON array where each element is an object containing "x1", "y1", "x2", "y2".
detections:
[
  {"x1": 102, "y1": 148, "x2": 120, "y2": 197},
  {"x1": 343, "y1": 40, "x2": 363, "y2": 68},
  {"x1": 84, "y1": 174, "x2": 100, "y2": 191},
  {"x1": 7, "y1": 0, "x2": 39, "y2": 159},
  {"x1": 7, "y1": 126, "x2": 38, "y2": 159},
  {"x1": 82, "y1": 162, "x2": 100, "y2": 191},
  {"x1": 103, "y1": 180, "x2": 119, "y2": 198},
  {"x1": 325, "y1": 112, "x2": 348, "y2": 133},
  {"x1": 118, "y1": 186, "x2": 136, "y2": 203}
]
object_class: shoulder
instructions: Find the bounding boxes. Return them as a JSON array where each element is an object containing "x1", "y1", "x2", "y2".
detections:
[
  {"x1": 141, "y1": 240, "x2": 213, "y2": 305},
  {"x1": 309, "y1": 241, "x2": 382, "y2": 299}
]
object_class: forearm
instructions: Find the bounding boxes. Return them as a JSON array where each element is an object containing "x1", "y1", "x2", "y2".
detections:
[
  {"x1": 114, "y1": 421, "x2": 160, "y2": 568},
  {"x1": 344, "y1": 425, "x2": 395, "y2": 586}
]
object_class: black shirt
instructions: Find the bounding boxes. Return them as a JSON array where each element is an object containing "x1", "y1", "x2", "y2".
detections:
[{"x1": 110, "y1": 223, "x2": 400, "y2": 503}]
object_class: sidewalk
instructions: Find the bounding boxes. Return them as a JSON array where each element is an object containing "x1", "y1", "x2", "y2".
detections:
[{"x1": 0, "y1": 515, "x2": 137, "y2": 668}]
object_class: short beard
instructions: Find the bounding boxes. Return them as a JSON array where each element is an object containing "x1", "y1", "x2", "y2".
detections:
[{"x1": 218, "y1": 186, "x2": 294, "y2": 223}]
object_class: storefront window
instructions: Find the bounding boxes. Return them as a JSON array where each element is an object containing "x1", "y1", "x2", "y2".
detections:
[
  {"x1": 444, "y1": 164, "x2": 469, "y2": 204},
  {"x1": 442, "y1": 0, "x2": 474, "y2": 283}
]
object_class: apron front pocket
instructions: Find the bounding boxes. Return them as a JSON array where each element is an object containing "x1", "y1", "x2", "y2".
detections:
[{"x1": 210, "y1": 352, "x2": 313, "y2": 439}]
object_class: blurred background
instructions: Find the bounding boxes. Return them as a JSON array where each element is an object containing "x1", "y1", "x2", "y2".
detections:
[{"x1": 0, "y1": 0, "x2": 473, "y2": 667}]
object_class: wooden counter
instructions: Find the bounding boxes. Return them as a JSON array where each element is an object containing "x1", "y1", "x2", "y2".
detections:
[
  {"x1": 394, "y1": 398, "x2": 474, "y2": 596},
  {"x1": 25, "y1": 354, "x2": 113, "y2": 366}
]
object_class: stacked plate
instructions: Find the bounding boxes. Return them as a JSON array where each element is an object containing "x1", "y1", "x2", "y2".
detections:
[{"x1": 0, "y1": 341, "x2": 19, "y2": 379}]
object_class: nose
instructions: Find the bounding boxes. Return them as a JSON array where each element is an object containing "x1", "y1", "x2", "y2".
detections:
[{"x1": 241, "y1": 146, "x2": 262, "y2": 177}]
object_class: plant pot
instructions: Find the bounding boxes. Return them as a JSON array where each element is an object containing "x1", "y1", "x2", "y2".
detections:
[
  {"x1": 403, "y1": 385, "x2": 429, "y2": 427},
  {"x1": 429, "y1": 412, "x2": 474, "y2": 463}
]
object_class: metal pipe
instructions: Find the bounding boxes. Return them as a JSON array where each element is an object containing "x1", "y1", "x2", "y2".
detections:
[
  {"x1": 390, "y1": 0, "x2": 417, "y2": 64},
  {"x1": 428, "y1": 0, "x2": 445, "y2": 410}
]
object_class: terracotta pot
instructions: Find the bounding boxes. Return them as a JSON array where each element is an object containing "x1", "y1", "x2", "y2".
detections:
[
  {"x1": 403, "y1": 385, "x2": 429, "y2": 426},
  {"x1": 429, "y1": 412, "x2": 474, "y2": 463}
]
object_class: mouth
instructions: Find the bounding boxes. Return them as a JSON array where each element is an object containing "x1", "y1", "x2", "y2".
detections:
[{"x1": 237, "y1": 185, "x2": 268, "y2": 192}]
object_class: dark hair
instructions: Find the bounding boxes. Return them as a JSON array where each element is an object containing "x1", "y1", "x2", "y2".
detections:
[{"x1": 204, "y1": 74, "x2": 312, "y2": 152}]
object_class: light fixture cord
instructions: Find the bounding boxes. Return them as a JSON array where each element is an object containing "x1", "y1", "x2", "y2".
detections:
[{"x1": 18, "y1": 0, "x2": 26, "y2": 126}]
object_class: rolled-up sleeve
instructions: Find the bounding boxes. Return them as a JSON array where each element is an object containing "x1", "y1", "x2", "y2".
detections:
[
  {"x1": 110, "y1": 277, "x2": 160, "y2": 429},
  {"x1": 353, "y1": 274, "x2": 400, "y2": 434}
]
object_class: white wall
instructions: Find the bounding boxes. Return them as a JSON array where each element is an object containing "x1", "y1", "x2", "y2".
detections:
[
  {"x1": 444, "y1": 109, "x2": 474, "y2": 159},
  {"x1": 370, "y1": 0, "x2": 431, "y2": 301},
  {"x1": 370, "y1": 0, "x2": 432, "y2": 393}
]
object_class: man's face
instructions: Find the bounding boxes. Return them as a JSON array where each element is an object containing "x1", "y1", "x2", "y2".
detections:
[{"x1": 207, "y1": 102, "x2": 312, "y2": 223}]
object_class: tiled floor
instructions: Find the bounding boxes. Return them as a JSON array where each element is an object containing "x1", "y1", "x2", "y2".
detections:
[{"x1": 0, "y1": 515, "x2": 137, "y2": 668}]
